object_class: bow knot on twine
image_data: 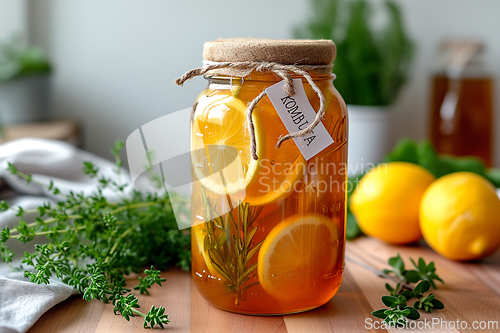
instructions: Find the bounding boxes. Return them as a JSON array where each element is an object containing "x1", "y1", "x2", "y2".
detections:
[{"x1": 174, "y1": 60, "x2": 334, "y2": 160}]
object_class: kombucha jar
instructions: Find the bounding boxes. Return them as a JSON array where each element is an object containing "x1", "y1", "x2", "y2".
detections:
[
  {"x1": 184, "y1": 39, "x2": 348, "y2": 314},
  {"x1": 429, "y1": 40, "x2": 494, "y2": 165}
]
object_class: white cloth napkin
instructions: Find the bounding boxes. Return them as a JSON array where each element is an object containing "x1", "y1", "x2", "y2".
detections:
[{"x1": 0, "y1": 138, "x2": 134, "y2": 333}]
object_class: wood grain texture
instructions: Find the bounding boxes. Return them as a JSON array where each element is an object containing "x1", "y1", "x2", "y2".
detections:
[{"x1": 28, "y1": 238, "x2": 500, "y2": 333}]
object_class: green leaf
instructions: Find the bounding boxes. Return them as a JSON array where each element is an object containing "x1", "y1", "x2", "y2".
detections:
[
  {"x1": 426, "y1": 261, "x2": 435, "y2": 273},
  {"x1": 420, "y1": 280, "x2": 430, "y2": 293},
  {"x1": 372, "y1": 309, "x2": 388, "y2": 319},
  {"x1": 346, "y1": 211, "x2": 361, "y2": 240},
  {"x1": 209, "y1": 259, "x2": 232, "y2": 283},
  {"x1": 207, "y1": 249, "x2": 227, "y2": 276},
  {"x1": 143, "y1": 305, "x2": 169, "y2": 329},
  {"x1": 347, "y1": 175, "x2": 363, "y2": 198},
  {"x1": 111, "y1": 140, "x2": 124, "y2": 156},
  {"x1": 0, "y1": 201, "x2": 9, "y2": 212},
  {"x1": 382, "y1": 295, "x2": 398, "y2": 307},
  {"x1": 385, "y1": 138, "x2": 496, "y2": 184},
  {"x1": 400, "y1": 308, "x2": 411, "y2": 316},
  {"x1": 83, "y1": 161, "x2": 99, "y2": 178},
  {"x1": 245, "y1": 241, "x2": 262, "y2": 264},
  {"x1": 409, "y1": 257, "x2": 443, "y2": 289},
  {"x1": 412, "y1": 280, "x2": 430, "y2": 296},
  {"x1": 215, "y1": 230, "x2": 226, "y2": 248},
  {"x1": 7, "y1": 162, "x2": 18, "y2": 174},
  {"x1": 485, "y1": 168, "x2": 500, "y2": 188},
  {"x1": 384, "y1": 138, "x2": 418, "y2": 164},
  {"x1": 405, "y1": 306, "x2": 420, "y2": 320},
  {"x1": 397, "y1": 294, "x2": 407, "y2": 307},
  {"x1": 239, "y1": 262, "x2": 258, "y2": 284},
  {"x1": 400, "y1": 290, "x2": 412, "y2": 300},
  {"x1": 438, "y1": 155, "x2": 486, "y2": 178},
  {"x1": 388, "y1": 254, "x2": 404, "y2": 272},
  {"x1": 0, "y1": 227, "x2": 10, "y2": 242},
  {"x1": 240, "y1": 282, "x2": 259, "y2": 294},
  {"x1": 416, "y1": 141, "x2": 440, "y2": 177},
  {"x1": 431, "y1": 299, "x2": 444, "y2": 310},
  {"x1": 246, "y1": 227, "x2": 258, "y2": 247},
  {"x1": 404, "y1": 270, "x2": 420, "y2": 283}
]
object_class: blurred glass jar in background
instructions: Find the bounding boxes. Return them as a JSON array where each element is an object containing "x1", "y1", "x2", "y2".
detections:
[{"x1": 429, "y1": 41, "x2": 494, "y2": 166}]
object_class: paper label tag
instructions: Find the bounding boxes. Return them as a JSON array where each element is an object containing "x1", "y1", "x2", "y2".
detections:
[{"x1": 265, "y1": 79, "x2": 334, "y2": 160}]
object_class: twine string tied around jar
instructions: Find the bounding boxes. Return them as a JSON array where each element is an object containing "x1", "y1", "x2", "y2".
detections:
[{"x1": 174, "y1": 61, "x2": 335, "y2": 160}]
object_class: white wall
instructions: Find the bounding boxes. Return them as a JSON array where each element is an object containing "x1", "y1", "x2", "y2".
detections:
[
  {"x1": 27, "y1": 0, "x2": 309, "y2": 161},
  {"x1": 0, "y1": 0, "x2": 28, "y2": 40},
  {"x1": 27, "y1": 0, "x2": 500, "y2": 166}
]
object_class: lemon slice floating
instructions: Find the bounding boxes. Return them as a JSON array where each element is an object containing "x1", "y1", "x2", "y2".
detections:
[
  {"x1": 191, "y1": 93, "x2": 259, "y2": 195},
  {"x1": 191, "y1": 91, "x2": 305, "y2": 205},
  {"x1": 192, "y1": 224, "x2": 219, "y2": 276},
  {"x1": 257, "y1": 214, "x2": 339, "y2": 302}
]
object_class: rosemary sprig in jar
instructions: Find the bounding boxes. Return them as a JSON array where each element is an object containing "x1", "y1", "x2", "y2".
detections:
[{"x1": 200, "y1": 188, "x2": 263, "y2": 305}]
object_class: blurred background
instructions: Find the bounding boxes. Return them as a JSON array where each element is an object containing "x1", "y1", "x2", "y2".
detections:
[{"x1": 0, "y1": 0, "x2": 499, "y2": 168}]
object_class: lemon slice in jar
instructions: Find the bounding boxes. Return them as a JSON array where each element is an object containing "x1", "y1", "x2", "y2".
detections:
[
  {"x1": 192, "y1": 224, "x2": 219, "y2": 276},
  {"x1": 257, "y1": 214, "x2": 339, "y2": 302},
  {"x1": 191, "y1": 91, "x2": 305, "y2": 205},
  {"x1": 191, "y1": 93, "x2": 259, "y2": 195}
]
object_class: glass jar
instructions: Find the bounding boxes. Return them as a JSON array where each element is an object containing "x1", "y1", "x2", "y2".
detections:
[
  {"x1": 429, "y1": 40, "x2": 494, "y2": 166},
  {"x1": 188, "y1": 39, "x2": 347, "y2": 315}
]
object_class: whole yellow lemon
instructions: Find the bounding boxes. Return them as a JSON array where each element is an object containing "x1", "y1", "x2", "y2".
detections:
[
  {"x1": 420, "y1": 172, "x2": 500, "y2": 261},
  {"x1": 350, "y1": 162, "x2": 435, "y2": 245}
]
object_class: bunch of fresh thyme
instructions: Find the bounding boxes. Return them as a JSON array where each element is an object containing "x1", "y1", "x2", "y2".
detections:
[
  {"x1": 348, "y1": 254, "x2": 444, "y2": 327},
  {"x1": 0, "y1": 141, "x2": 190, "y2": 329}
]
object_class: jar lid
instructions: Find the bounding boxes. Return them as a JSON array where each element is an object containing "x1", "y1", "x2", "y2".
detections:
[{"x1": 203, "y1": 38, "x2": 336, "y2": 65}]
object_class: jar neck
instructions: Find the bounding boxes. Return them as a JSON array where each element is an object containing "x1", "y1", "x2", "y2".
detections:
[{"x1": 204, "y1": 71, "x2": 334, "y2": 85}]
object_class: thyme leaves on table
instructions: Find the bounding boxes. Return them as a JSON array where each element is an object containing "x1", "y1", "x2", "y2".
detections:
[
  {"x1": 347, "y1": 254, "x2": 444, "y2": 327},
  {"x1": 0, "y1": 141, "x2": 190, "y2": 329}
]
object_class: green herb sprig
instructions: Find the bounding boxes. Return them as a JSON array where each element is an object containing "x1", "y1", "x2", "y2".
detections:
[
  {"x1": 347, "y1": 254, "x2": 445, "y2": 327},
  {"x1": 373, "y1": 254, "x2": 444, "y2": 326},
  {"x1": 201, "y1": 187, "x2": 263, "y2": 305},
  {"x1": 0, "y1": 141, "x2": 190, "y2": 328}
]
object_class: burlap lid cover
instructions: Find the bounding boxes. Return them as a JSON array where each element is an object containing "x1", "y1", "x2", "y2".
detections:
[{"x1": 202, "y1": 38, "x2": 336, "y2": 77}]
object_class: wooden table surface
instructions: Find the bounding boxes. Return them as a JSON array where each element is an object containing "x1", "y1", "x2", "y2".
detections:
[
  {"x1": 0, "y1": 120, "x2": 81, "y2": 146},
  {"x1": 29, "y1": 237, "x2": 500, "y2": 333}
]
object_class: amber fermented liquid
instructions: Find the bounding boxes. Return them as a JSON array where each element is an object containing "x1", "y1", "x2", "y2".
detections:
[
  {"x1": 430, "y1": 75, "x2": 493, "y2": 166},
  {"x1": 190, "y1": 74, "x2": 347, "y2": 314}
]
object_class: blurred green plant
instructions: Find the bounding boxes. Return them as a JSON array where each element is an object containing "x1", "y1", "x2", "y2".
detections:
[
  {"x1": 294, "y1": 0, "x2": 414, "y2": 106},
  {"x1": 346, "y1": 174, "x2": 363, "y2": 239},
  {"x1": 385, "y1": 139, "x2": 500, "y2": 187},
  {"x1": 0, "y1": 35, "x2": 52, "y2": 82}
]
